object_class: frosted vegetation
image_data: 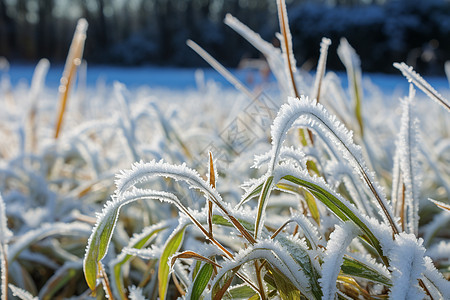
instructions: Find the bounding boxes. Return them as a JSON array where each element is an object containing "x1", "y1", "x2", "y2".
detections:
[{"x1": 1, "y1": 1, "x2": 449, "y2": 299}]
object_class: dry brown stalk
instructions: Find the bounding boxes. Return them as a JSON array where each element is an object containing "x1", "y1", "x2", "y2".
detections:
[{"x1": 54, "y1": 18, "x2": 88, "y2": 139}]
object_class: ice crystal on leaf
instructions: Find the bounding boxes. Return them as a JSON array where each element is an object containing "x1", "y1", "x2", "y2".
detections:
[
  {"x1": 129, "y1": 285, "x2": 149, "y2": 300},
  {"x1": 393, "y1": 86, "x2": 421, "y2": 234},
  {"x1": 0, "y1": 194, "x2": 11, "y2": 245},
  {"x1": 8, "y1": 284, "x2": 38, "y2": 300}
]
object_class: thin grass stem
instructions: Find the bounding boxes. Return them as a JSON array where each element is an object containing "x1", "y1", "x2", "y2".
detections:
[
  {"x1": 186, "y1": 40, "x2": 254, "y2": 100},
  {"x1": 312, "y1": 38, "x2": 331, "y2": 103},
  {"x1": 277, "y1": 0, "x2": 299, "y2": 98},
  {"x1": 98, "y1": 262, "x2": 114, "y2": 299}
]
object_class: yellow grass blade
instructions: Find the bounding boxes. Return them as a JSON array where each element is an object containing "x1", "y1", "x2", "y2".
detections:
[
  {"x1": 277, "y1": 0, "x2": 299, "y2": 98},
  {"x1": 208, "y1": 151, "x2": 216, "y2": 237},
  {"x1": 54, "y1": 18, "x2": 88, "y2": 139}
]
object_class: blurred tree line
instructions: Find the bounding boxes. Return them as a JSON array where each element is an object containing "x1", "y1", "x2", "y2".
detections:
[{"x1": 0, "y1": 0, "x2": 449, "y2": 74}]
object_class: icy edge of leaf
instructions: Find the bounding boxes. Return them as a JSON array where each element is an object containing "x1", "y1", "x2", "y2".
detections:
[
  {"x1": 268, "y1": 96, "x2": 396, "y2": 230},
  {"x1": 83, "y1": 188, "x2": 180, "y2": 290},
  {"x1": 115, "y1": 160, "x2": 221, "y2": 204},
  {"x1": 320, "y1": 222, "x2": 360, "y2": 300},
  {"x1": 394, "y1": 62, "x2": 450, "y2": 113},
  {"x1": 394, "y1": 87, "x2": 421, "y2": 234},
  {"x1": 0, "y1": 194, "x2": 12, "y2": 244},
  {"x1": 8, "y1": 284, "x2": 38, "y2": 300},
  {"x1": 212, "y1": 239, "x2": 315, "y2": 299}
]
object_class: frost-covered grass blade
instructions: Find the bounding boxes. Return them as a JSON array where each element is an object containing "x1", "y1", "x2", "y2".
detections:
[{"x1": 394, "y1": 62, "x2": 450, "y2": 112}]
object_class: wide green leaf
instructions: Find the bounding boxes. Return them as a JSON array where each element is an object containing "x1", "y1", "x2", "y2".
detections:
[{"x1": 85, "y1": 215, "x2": 119, "y2": 291}]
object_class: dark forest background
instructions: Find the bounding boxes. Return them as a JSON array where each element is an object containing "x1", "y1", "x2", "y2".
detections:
[{"x1": 1, "y1": 0, "x2": 449, "y2": 74}]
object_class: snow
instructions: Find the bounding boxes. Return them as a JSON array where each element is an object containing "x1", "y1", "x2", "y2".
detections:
[
  {"x1": 5, "y1": 64, "x2": 270, "y2": 90},
  {"x1": 5, "y1": 64, "x2": 449, "y2": 92}
]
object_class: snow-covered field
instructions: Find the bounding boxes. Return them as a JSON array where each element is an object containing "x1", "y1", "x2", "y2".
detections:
[{"x1": 6, "y1": 63, "x2": 450, "y2": 91}]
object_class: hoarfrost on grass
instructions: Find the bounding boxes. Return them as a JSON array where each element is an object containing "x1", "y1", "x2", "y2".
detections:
[
  {"x1": 319, "y1": 222, "x2": 360, "y2": 300},
  {"x1": 387, "y1": 233, "x2": 426, "y2": 300}
]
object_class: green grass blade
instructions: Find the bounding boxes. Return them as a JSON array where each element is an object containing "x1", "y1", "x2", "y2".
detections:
[
  {"x1": 255, "y1": 176, "x2": 274, "y2": 239},
  {"x1": 83, "y1": 191, "x2": 174, "y2": 291},
  {"x1": 228, "y1": 284, "x2": 258, "y2": 298},
  {"x1": 212, "y1": 270, "x2": 236, "y2": 300},
  {"x1": 281, "y1": 175, "x2": 384, "y2": 262},
  {"x1": 191, "y1": 263, "x2": 214, "y2": 300},
  {"x1": 269, "y1": 266, "x2": 302, "y2": 300},
  {"x1": 341, "y1": 256, "x2": 391, "y2": 286},
  {"x1": 352, "y1": 70, "x2": 364, "y2": 137},
  {"x1": 298, "y1": 128, "x2": 311, "y2": 147},
  {"x1": 211, "y1": 241, "x2": 315, "y2": 298},
  {"x1": 212, "y1": 215, "x2": 255, "y2": 232},
  {"x1": 276, "y1": 236, "x2": 322, "y2": 299},
  {"x1": 192, "y1": 260, "x2": 202, "y2": 280},
  {"x1": 39, "y1": 262, "x2": 81, "y2": 300},
  {"x1": 158, "y1": 224, "x2": 187, "y2": 300},
  {"x1": 239, "y1": 182, "x2": 263, "y2": 207},
  {"x1": 337, "y1": 38, "x2": 364, "y2": 137}
]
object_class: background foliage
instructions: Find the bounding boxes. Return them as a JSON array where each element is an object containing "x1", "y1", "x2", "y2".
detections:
[{"x1": 1, "y1": 0, "x2": 450, "y2": 74}]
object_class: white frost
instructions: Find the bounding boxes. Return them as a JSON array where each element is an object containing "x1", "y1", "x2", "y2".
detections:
[{"x1": 319, "y1": 222, "x2": 360, "y2": 300}]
